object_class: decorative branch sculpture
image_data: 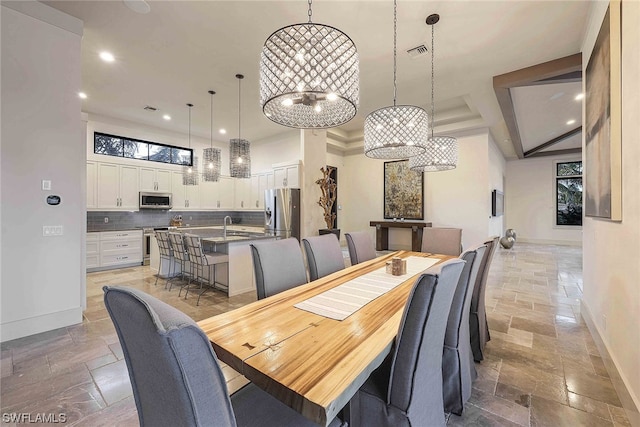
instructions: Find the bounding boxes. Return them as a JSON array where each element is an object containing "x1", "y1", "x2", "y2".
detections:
[{"x1": 316, "y1": 166, "x2": 337, "y2": 229}]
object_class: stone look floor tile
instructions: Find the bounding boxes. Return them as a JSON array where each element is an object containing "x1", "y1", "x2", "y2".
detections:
[{"x1": 0, "y1": 243, "x2": 633, "y2": 427}]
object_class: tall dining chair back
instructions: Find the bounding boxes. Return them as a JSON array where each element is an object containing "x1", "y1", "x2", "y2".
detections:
[
  {"x1": 351, "y1": 259, "x2": 465, "y2": 427},
  {"x1": 469, "y1": 236, "x2": 499, "y2": 362},
  {"x1": 421, "y1": 227, "x2": 463, "y2": 256},
  {"x1": 442, "y1": 244, "x2": 487, "y2": 415},
  {"x1": 154, "y1": 230, "x2": 174, "y2": 288},
  {"x1": 183, "y1": 234, "x2": 229, "y2": 304},
  {"x1": 103, "y1": 286, "x2": 343, "y2": 427},
  {"x1": 302, "y1": 233, "x2": 345, "y2": 281},
  {"x1": 168, "y1": 232, "x2": 190, "y2": 291},
  {"x1": 250, "y1": 238, "x2": 308, "y2": 300},
  {"x1": 345, "y1": 231, "x2": 377, "y2": 265}
]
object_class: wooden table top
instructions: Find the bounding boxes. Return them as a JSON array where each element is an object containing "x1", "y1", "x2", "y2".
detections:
[{"x1": 198, "y1": 251, "x2": 452, "y2": 426}]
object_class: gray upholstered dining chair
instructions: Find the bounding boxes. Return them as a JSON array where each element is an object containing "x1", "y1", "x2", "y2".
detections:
[
  {"x1": 349, "y1": 258, "x2": 465, "y2": 427},
  {"x1": 421, "y1": 227, "x2": 463, "y2": 256},
  {"x1": 103, "y1": 286, "x2": 343, "y2": 427},
  {"x1": 470, "y1": 236, "x2": 499, "y2": 362},
  {"x1": 442, "y1": 244, "x2": 487, "y2": 415},
  {"x1": 154, "y1": 230, "x2": 173, "y2": 288},
  {"x1": 345, "y1": 231, "x2": 377, "y2": 265},
  {"x1": 250, "y1": 238, "x2": 308, "y2": 300},
  {"x1": 302, "y1": 233, "x2": 345, "y2": 281}
]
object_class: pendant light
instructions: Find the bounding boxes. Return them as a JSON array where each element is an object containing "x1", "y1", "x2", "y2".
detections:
[
  {"x1": 182, "y1": 103, "x2": 199, "y2": 185},
  {"x1": 230, "y1": 74, "x2": 251, "y2": 179},
  {"x1": 203, "y1": 90, "x2": 221, "y2": 182},
  {"x1": 259, "y1": 0, "x2": 359, "y2": 129},
  {"x1": 364, "y1": 0, "x2": 429, "y2": 160},
  {"x1": 409, "y1": 14, "x2": 458, "y2": 172}
]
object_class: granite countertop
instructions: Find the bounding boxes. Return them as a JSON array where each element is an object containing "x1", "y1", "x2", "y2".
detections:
[{"x1": 177, "y1": 225, "x2": 269, "y2": 243}]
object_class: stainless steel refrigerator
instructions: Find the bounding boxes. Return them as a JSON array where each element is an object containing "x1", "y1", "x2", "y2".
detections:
[{"x1": 264, "y1": 188, "x2": 300, "y2": 240}]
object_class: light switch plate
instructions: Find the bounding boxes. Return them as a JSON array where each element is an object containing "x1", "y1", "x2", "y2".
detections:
[{"x1": 42, "y1": 180, "x2": 51, "y2": 191}]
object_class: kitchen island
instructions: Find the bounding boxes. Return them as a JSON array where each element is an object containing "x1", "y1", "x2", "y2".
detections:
[{"x1": 150, "y1": 225, "x2": 274, "y2": 297}]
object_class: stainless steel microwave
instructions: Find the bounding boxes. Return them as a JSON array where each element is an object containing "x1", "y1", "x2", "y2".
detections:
[{"x1": 139, "y1": 192, "x2": 172, "y2": 209}]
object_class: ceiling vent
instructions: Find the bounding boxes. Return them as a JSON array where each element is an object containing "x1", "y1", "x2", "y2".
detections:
[
  {"x1": 407, "y1": 44, "x2": 428, "y2": 59},
  {"x1": 144, "y1": 105, "x2": 158, "y2": 111}
]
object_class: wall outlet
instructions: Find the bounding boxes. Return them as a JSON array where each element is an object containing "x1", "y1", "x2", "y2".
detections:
[
  {"x1": 189, "y1": 216, "x2": 192, "y2": 220},
  {"x1": 43, "y1": 225, "x2": 63, "y2": 236},
  {"x1": 104, "y1": 217, "x2": 109, "y2": 223},
  {"x1": 42, "y1": 180, "x2": 51, "y2": 190}
]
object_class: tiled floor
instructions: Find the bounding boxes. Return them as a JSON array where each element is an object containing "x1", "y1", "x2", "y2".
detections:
[{"x1": 0, "y1": 243, "x2": 632, "y2": 426}]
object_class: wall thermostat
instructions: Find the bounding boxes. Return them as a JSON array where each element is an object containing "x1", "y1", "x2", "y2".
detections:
[{"x1": 46, "y1": 195, "x2": 61, "y2": 206}]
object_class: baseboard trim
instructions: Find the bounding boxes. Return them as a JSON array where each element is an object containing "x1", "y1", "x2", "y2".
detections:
[
  {"x1": 0, "y1": 307, "x2": 83, "y2": 343},
  {"x1": 581, "y1": 300, "x2": 640, "y2": 426},
  {"x1": 517, "y1": 237, "x2": 581, "y2": 246}
]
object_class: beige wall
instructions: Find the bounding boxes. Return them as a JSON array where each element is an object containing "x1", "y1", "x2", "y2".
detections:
[
  {"x1": 1, "y1": 3, "x2": 84, "y2": 341},
  {"x1": 341, "y1": 130, "x2": 504, "y2": 251},
  {"x1": 582, "y1": 0, "x2": 640, "y2": 421},
  {"x1": 505, "y1": 154, "x2": 583, "y2": 245}
]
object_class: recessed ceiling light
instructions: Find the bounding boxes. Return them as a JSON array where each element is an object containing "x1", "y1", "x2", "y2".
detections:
[
  {"x1": 163, "y1": 114, "x2": 171, "y2": 121},
  {"x1": 575, "y1": 93, "x2": 584, "y2": 101},
  {"x1": 566, "y1": 119, "x2": 576, "y2": 125},
  {"x1": 219, "y1": 129, "x2": 227, "y2": 134},
  {"x1": 99, "y1": 51, "x2": 115, "y2": 62},
  {"x1": 78, "y1": 92, "x2": 87, "y2": 99},
  {"x1": 123, "y1": 0, "x2": 150, "y2": 14}
]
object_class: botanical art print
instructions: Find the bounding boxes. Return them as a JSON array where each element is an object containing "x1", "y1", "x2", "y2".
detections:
[{"x1": 383, "y1": 160, "x2": 424, "y2": 220}]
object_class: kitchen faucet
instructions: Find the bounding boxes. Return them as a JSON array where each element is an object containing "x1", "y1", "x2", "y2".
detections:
[{"x1": 223, "y1": 216, "x2": 232, "y2": 238}]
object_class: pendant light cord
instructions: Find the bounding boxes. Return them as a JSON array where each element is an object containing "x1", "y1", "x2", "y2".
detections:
[
  {"x1": 210, "y1": 91, "x2": 214, "y2": 148},
  {"x1": 237, "y1": 77, "x2": 241, "y2": 140},
  {"x1": 308, "y1": 0, "x2": 313, "y2": 23},
  {"x1": 431, "y1": 22, "x2": 435, "y2": 139},
  {"x1": 393, "y1": 0, "x2": 397, "y2": 107}
]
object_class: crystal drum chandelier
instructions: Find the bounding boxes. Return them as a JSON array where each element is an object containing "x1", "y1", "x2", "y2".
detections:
[
  {"x1": 410, "y1": 14, "x2": 458, "y2": 172},
  {"x1": 364, "y1": 0, "x2": 429, "y2": 160},
  {"x1": 182, "y1": 103, "x2": 199, "y2": 185},
  {"x1": 259, "y1": 0, "x2": 359, "y2": 128},
  {"x1": 203, "y1": 90, "x2": 221, "y2": 182},
  {"x1": 230, "y1": 74, "x2": 251, "y2": 179}
]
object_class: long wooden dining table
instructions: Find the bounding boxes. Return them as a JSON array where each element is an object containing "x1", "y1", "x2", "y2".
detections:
[{"x1": 197, "y1": 250, "x2": 453, "y2": 426}]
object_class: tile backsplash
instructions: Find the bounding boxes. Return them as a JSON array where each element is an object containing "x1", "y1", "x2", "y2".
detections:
[{"x1": 87, "y1": 210, "x2": 264, "y2": 232}]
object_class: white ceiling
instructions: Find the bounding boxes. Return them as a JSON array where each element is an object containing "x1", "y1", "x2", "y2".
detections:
[{"x1": 41, "y1": 0, "x2": 593, "y2": 159}]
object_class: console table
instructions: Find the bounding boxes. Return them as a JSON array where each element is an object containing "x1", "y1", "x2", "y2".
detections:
[{"x1": 369, "y1": 221, "x2": 432, "y2": 252}]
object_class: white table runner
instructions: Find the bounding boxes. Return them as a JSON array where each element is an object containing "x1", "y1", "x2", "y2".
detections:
[{"x1": 294, "y1": 256, "x2": 441, "y2": 320}]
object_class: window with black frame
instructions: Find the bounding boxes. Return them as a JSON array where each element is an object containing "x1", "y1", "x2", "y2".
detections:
[
  {"x1": 94, "y1": 132, "x2": 192, "y2": 166},
  {"x1": 556, "y1": 161, "x2": 583, "y2": 226}
]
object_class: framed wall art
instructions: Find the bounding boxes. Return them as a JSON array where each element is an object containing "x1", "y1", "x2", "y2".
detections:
[
  {"x1": 584, "y1": 0, "x2": 622, "y2": 220},
  {"x1": 383, "y1": 160, "x2": 424, "y2": 220}
]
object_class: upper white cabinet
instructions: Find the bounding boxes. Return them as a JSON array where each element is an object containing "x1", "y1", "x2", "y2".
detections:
[
  {"x1": 140, "y1": 167, "x2": 171, "y2": 192},
  {"x1": 273, "y1": 161, "x2": 301, "y2": 188},
  {"x1": 250, "y1": 172, "x2": 273, "y2": 209},
  {"x1": 170, "y1": 171, "x2": 200, "y2": 210},
  {"x1": 96, "y1": 162, "x2": 139, "y2": 210},
  {"x1": 234, "y1": 178, "x2": 251, "y2": 209},
  {"x1": 87, "y1": 161, "x2": 97, "y2": 209}
]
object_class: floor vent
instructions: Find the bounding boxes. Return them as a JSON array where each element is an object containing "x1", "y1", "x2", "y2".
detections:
[{"x1": 407, "y1": 44, "x2": 428, "y2": 59}]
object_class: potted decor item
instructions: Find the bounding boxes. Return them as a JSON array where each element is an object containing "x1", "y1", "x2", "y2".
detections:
[{"x1": 316, "y1": 166, "x2": 340, "y2": 239}]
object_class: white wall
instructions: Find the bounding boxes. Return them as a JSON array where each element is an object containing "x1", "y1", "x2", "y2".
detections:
[
  {"x1": 251, "y1": 130, "x2": 300, "y2": 172},
  {"x1": 488, "y1": 134, "x2": 506, "y2": 238},
  {"x1": 582, "y1": 0, "x2": 640, "y2": 421},
  {"x1": 1, "y1": 3, "x2": 84, "y2": 341},
  {"x1": 505, "y1": 154, "x2": 583, "y2": 245},
  {"x1": 341, "y1": 130, "x2": 502, "y2": 251}
]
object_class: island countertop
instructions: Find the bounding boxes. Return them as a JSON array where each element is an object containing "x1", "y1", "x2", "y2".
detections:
[{"x1": 176, "y1": 225, "x2": 269, "y2": 243}]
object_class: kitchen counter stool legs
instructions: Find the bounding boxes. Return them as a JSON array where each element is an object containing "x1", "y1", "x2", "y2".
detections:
[
  {"x1": 154, "y1": 231, "x2": 175, "y2": 288},
  {"x1": 183, "y1": 234, "x2": 229, "y2": 305}
]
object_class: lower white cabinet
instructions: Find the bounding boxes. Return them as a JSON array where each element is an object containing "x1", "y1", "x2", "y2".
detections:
[{"x1": 87, "y1": 230, "x2": 143, "y2": 271}]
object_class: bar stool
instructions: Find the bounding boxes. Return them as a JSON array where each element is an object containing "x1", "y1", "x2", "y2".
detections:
[
  {"x1": 168, "y1": 232, "x2": 191, "y2": 292},
  {"x1": 183, "y1": 234, "x2": 229, "y2": 305},
  {"x1": 154, "y1": 230, "x2": 174, "y2": 288}
]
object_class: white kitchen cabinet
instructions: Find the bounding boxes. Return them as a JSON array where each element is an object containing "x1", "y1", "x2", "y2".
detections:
[
  {"x1": 140, "y1": 167, "x2": 171, "y2": 192},
  {"x1": 217, "y1": 176, "x2": 235, "y2": 209},
  {"x1": 87, "y1": 161, "x2": 97, "y2": 209},
  {"x1": 96, "y1": 162, "x2": 139, "y2": 210},
  {"x1": 86, "y1": 232, "x2": 99, "y2": 269},
  {"x1": 87, "y1": 230, "x2": 142, "y2": 271},
  {"x1": 170, "y1": 171, "x2": 200, "y2": 209},
  {"x1": 234, "y1": 178, "x2": 251, "y2": 209},
  {"x1": 199, "y1": 179, "x2": 218, "y2": 209},
  {"x1": 273, "y1": 161, "x2": 301, "y2": 188},
  {"x1": 250, "y1": 172, "x2": 272, "y2": 209}
]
